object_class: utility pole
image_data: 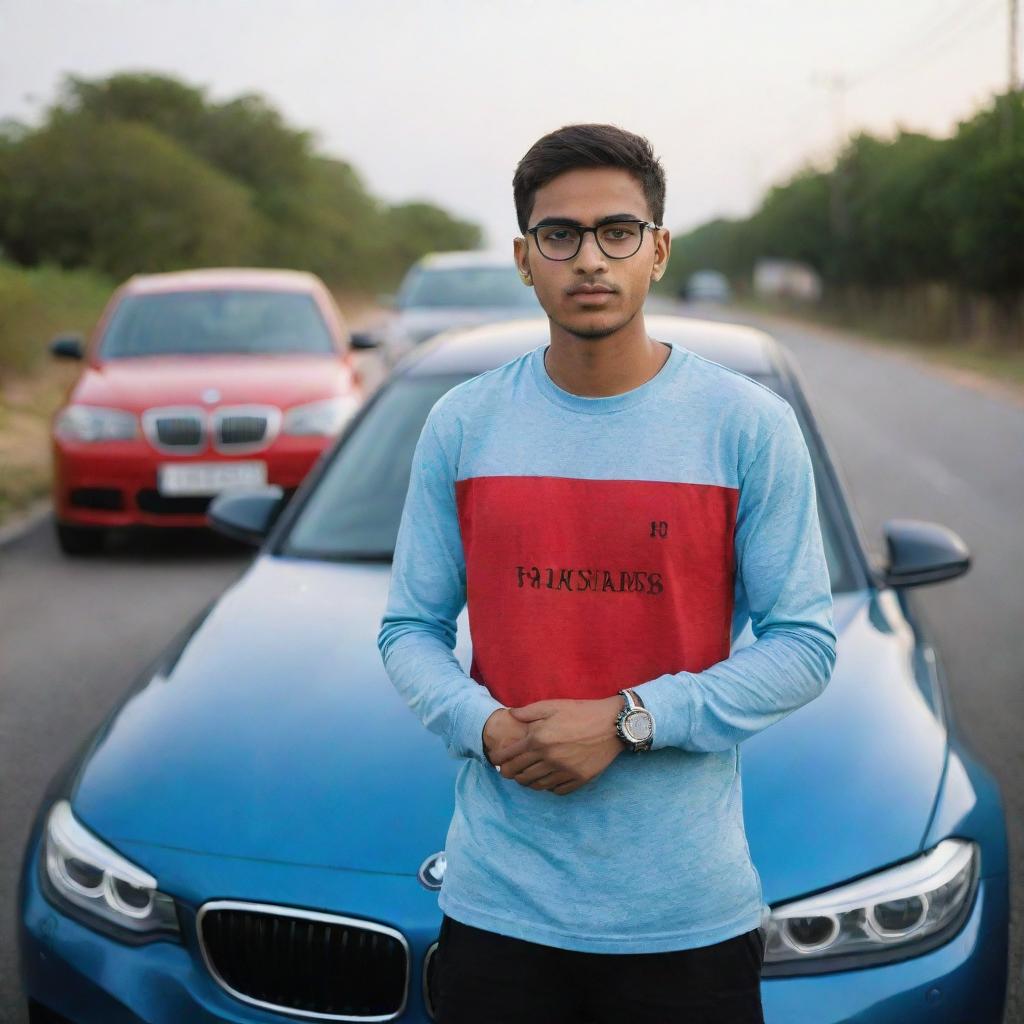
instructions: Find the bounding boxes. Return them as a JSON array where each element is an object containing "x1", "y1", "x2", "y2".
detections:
[
  {"x1": 1004, "y1": 0, "x2": 1019, "y2": 147},
  {"x1": 1011, "y1": 0, "x2": 1020, "y2": 93}
]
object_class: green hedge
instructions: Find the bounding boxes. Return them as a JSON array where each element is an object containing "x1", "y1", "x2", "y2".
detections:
[
  {"x1": 659, "y1": 91, "x2": 1024, "y2": 342},
  {"x1": 0, "y1": 261, "x2": 112, "y2": 377}
]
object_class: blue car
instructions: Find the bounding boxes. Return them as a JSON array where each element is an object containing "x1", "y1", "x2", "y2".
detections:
[{"x1": 18, "y1": 315, "x2": 1010, "y2": 1023}]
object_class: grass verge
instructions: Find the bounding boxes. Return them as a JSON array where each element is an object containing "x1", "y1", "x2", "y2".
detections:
[{"x1": 734, "y1": 298, "x2": 1024, "y2": 397}]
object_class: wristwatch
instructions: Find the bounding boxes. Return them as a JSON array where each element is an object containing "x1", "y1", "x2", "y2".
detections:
[{"x1": 615, "y1": 688, "x2": 654, "y2": 752}]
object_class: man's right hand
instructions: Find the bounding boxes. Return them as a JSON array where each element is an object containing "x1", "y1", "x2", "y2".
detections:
[{"x1": 482, "y1": 707, "x2": 529, "y2": 767}]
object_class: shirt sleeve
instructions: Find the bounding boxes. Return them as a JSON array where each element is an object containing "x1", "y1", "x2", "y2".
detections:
[
  {"x1": 631, "y1": 402, "x2": 838, "y2": 752},
  {"x1": 376, "y1": 405, "x2": 505, "y2": 765}
]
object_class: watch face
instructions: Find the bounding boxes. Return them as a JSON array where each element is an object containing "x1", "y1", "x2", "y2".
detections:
[{"x1": 624, "y1": 710, "x2": 653, "y2": 742}]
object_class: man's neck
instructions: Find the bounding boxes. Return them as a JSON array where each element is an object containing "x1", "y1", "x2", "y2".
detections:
[{"x1": 544, "y1": 314, "x2": 671, "y2": 398}]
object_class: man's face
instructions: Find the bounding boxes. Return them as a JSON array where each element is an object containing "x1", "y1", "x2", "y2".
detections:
[{"x1": 513, "y1": 166, "x2": 670, "y2": 340}]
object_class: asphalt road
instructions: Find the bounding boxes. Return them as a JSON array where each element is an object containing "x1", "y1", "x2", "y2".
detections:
[
  {"x1": 684, "y1": 302, "x2": 1023, "y2": 1023},
  {"x1": 0, "y1": 314, "x2": 1020, "y2": 1022}
]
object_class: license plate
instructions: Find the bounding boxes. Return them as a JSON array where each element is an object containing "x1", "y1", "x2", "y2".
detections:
[{"x1": 157, "y1": 461, "x2": 268, "y2": 496}]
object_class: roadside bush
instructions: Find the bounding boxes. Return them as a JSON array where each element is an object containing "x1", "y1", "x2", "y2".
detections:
[{"x1": 0, "y1": 116, "x2": 262, "y2": 280}]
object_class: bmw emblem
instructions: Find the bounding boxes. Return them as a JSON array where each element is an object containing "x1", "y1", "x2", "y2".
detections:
[
  {"x1": 202, "y1": 387, "x2": 221, "y2": 404},
  {"x1": 418, "y1": 852, "x2": 447, "y2": 890}
]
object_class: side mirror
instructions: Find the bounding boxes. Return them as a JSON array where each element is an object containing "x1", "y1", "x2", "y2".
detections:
[
  {"x1": 350, "y1": 331, "x2": 380, "y2": 350},
  {"x1": 50, "y1": 333, "x2": 84, "y2": 359},
  {"x1": 881, "y1": 518, "x2": 970, "y2": 588},
  {"x1": 207, "y1": 485, "x2": 286, "y2": 546}
]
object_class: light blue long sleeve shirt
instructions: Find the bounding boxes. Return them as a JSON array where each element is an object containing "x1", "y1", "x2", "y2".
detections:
[{"x1": 377, "y1": 338, "x2": 837, "y2": 953}]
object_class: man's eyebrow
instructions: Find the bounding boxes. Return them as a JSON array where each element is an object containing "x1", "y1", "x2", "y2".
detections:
[{"x1": 531, "y1": 213, "x2": 644, "y2": 228}]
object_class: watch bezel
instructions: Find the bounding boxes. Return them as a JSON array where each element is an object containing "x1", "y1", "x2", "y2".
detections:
[
  {"x1": 622, "y1": 708, "x2": 653, "y2": 743},
  {"x1": 615, "y1": 691, "x2": 654, "y2": 752}
]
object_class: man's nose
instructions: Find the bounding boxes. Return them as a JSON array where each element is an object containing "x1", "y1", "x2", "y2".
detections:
[{"x1": 574, "y1": 230, "x2": 608, "y2": 272}]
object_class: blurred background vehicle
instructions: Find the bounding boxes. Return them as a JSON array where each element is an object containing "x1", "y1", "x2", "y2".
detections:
[
  {"x1": 753, "y1": 260, "x2": 823, "y2": 304},
  {"x1": 370, "y1": 250, "x2": 542, "y2": 365},
  {"x1": 48, "y1": 267, "x2": 377, "y2": 556},
  {"x1": 17, "y1": 316, "x2": 1008, "y2": 1023},
  {"x1": 680, "y1": 269, "x2": 733, "y2": 304}
]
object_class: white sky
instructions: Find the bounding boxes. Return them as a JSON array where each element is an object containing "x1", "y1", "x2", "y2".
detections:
[{"x1": 0, "y1": 0, "x2": 1015, "y2": 247}]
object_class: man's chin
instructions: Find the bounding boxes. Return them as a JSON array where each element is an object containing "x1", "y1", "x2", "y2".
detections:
[{"x1": 550, "y1": 308, "x2": 637, "y2": 340}]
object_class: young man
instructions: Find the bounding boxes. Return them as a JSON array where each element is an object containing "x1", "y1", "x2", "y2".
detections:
[{"x1": 377, "y1": 124, "x2": 837, "y2": 1023}]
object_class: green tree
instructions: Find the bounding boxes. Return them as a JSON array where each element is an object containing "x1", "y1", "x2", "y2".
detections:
[
  {"x1": 660, "y1": 217, "x2": 745, "y2": 295},
  {"x1": 0, "y1": 70, "x2": 485, "y2": 288},
  {"x1": 57, "y1": 73, "x2": 314, "y2": 197},
  {"x1": 933, "y1": 93, "x2": 1024, "y2": 294},
  {"x1": 836, "y1": 131, "x2": 950, "y2": 287},
  {"x1": 746, "y1": 168, "x2": 832, "y2": 276},
  {"x1": 0, "y1": 116, "x2": 261, "y2": 278},
  {"x1": 381, "y1": 201, "x2": 483, "y2": 280}
]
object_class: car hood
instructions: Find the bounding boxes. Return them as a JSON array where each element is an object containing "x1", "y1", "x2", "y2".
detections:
[
  {"x1": 70, "y1": 354, "x2": 354, "y2": 411},
  {"x1": 71, "y1": 558, "x2": 946, "y2": 902}
]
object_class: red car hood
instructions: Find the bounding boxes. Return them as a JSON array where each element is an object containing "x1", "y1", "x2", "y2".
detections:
[{"x1": 72, "y1": 354, "x2": 355, "y2": 410}]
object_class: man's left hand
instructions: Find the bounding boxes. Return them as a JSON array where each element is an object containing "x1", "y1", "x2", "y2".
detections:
[{"x1": 488, "y1": 696, "x2": 624, "y2": 796}]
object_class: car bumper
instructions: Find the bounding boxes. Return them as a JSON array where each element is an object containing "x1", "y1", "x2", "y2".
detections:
[
  {"x1": 52, "y1": 437, "x2": 331, "y2": 529},
  {"x1": 761, "y1": 870, "x2": 1009, "y2": 1023},
  {"x1": 19, "y1": 822, "x2": 1009, "y2": 1024},
  {"x1": 19, "y1": 828, "x2": 443, "y2": 1023}
]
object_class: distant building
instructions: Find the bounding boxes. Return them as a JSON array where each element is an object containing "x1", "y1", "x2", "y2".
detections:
[{"x1": 753, "y1": 259, "x2": 822, "y2": 303}]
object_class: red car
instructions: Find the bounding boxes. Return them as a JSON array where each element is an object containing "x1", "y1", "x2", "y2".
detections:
[{"x1": 48, "y1": 268, "x2": 375, "y2": 555}]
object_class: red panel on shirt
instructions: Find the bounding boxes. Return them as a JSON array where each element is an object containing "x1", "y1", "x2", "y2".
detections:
[{"x1": 455, "y1": 475, "x2": 739, "y2": 707}]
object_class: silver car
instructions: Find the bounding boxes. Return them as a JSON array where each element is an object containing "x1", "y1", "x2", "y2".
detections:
[{"x1": 377, "y1": 250, "x2": 542, "y2": 364}]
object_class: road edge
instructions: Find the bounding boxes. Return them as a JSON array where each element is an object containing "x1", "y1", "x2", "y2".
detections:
[
  {"x1": 0, "y1": 497, "x2": 52, "y2": 549},
  {"x1": 732, "y1": 305, "x2": 1024, "y2": 409}
]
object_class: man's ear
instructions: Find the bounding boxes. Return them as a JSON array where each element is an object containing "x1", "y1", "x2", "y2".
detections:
[
  {"x1": 650, "y1": 227, "x2": 671, "y2": 282},
  {"x1": 513, "y1": 235, "x2": 532, "y2": 283}
]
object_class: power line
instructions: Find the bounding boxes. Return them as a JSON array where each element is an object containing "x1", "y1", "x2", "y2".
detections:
[
  {"x1": 743, "y1": 2, "x2": 1009, "y2": 213},
  {"x1": 793, "y1": 2, "x2": 1002, "y2": 157},
  {"x1": 846, "y1": 0, "x2": 986, "y2": 89},
  {"x1": 767, "y1": 3, "x2": 999, "y2": 168},
  {"x1": 893, "y1": 0, "x2": 1003, "y2": 79}
]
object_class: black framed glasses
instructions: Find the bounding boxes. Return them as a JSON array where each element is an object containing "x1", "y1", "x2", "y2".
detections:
[{"x1": 526, "y1": 219, "x2": 660, "y2": 261}]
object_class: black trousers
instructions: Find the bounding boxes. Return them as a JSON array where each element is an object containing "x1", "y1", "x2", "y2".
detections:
[{"x1": 433, "y1": 913, "x2": 766, "y2": 1024}]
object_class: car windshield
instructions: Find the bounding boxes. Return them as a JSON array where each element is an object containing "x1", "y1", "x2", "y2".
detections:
[
  {"x1": 100, "y1": 290, "x2": 336, "y2": 358},
  {"x1": 397, "y1": 266, "x2": 541, "y2": 310},
  {"x1": 278, "y1": 371, "x2": 857, "y2": 594}
]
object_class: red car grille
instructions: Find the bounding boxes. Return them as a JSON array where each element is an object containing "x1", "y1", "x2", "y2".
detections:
[
  {"x1": 217, "y1": 413, "x2": 268, "y2": 446},
  {"x1": 144, "y1": 406, "x2": 276, "y2": 452},
  {"x1": 154, "y1": 414, "x2": 203, "y2": 448}
]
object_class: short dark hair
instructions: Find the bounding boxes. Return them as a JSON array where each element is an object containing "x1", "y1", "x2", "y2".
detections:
[{"x1": 513, "y1": 123, "x2": 666, "y2": 234}]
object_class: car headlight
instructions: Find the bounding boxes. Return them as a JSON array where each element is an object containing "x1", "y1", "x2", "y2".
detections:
[
  {"x1": 282, "y1": 396, "x2": 360, "y2": 436},
  {"x1": 763, "y1": 838, "x2": 979, "y2": 975},
  {"x1": 54, "y1": 405, "x2": 138, "y2": 442},
  {"x1": 42, "y1": 800, "x2": 179, "y2": 940}
]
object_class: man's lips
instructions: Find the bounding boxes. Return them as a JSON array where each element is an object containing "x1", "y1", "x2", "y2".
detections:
[{"x1": 567, "y1": 284, "x2": 616, "y2": 295}]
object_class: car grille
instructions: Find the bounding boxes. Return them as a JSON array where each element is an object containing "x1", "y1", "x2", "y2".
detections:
[
  {"x1": 217, "y1": 413, "x2": 267, "y2": 447},
  {"x1": 155, "y1": 413, "x2": 203, "y2": 449},
  {"x1": 143, "y1": 405, "x2": 281, "y2": 454},
  {"x1": 197, "y1": 901, "x2": 409, "y2": 1020},
  {"x1": 211, "y1": 406, "x2": 280, "y2": 452}
]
